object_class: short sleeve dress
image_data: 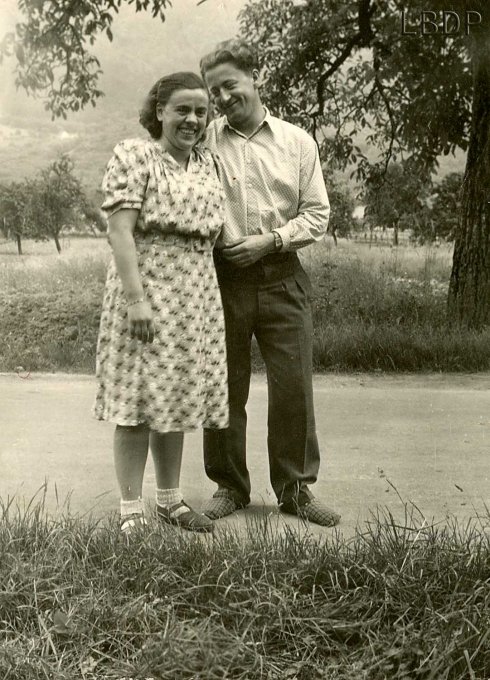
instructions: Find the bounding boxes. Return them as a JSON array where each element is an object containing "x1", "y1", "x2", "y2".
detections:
[{"x1": 93, "y1": 138, "x2": 228, "y2": 433}]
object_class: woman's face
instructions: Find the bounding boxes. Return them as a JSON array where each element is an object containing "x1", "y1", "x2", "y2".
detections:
[{"x1": 156, "y1": 88, "x2": 209, "y2": 155}]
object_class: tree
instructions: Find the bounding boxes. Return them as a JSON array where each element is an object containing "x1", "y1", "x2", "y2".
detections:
[
  {"x1": 0, "y1": 0, "x2": 172, "y2": 119},
  {"x1": 323, "y1": 173, "x2": 357, "y2": 243},
  {"x1": 423, "y1": 172, "x2": 464, "y2": 243},
  {"x1": 238, "y1": 0, "x2": 489, "y2": 326},
  {"x1": 363, "y1": 162, "x2": 431, "y2": 245},
  {"x1": 447, "y1": 31, "x2": 489, "y2": 326},
  {"x1": 30, "y1": 155, "x2": 86, "y2": 253},
  {"x1": 0, "y1": 180, "x2": 35, "y2": 255}
]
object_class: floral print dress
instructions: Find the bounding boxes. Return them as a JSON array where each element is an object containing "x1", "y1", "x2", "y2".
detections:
[{"x1": 93, "y1": 138, "x2": 228, "y2": 433}]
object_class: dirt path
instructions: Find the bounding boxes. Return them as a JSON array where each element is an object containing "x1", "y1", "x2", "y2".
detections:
[{"x1": 1, "y1": 372, "x2": 489, "y2": 539}]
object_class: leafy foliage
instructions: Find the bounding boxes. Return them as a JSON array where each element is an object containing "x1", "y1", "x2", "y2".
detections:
[
  {"x1": 239, "y1": 0, "x2": 484, "y2": 177},
  {"x1": 0, "y1": 0, "x2": 172, "y2": 118},
  {"x1": 0, "y1": 180, "x2": 36, "y2": 254},
  {"x1": 430, "y1": 172, "x2": 464, "y2": 242},
  {"x1": 322, "y1": 172, "x2": 357, "y2": 240},
  {"x1": 29, "y1": 155, "x2": 86, "y2": 252},
  {"x1": 362, "y1": 162, "x2": 432, "y2": 244},
  {"x1": 240, "y1": 0, "x2": 490, "y2": 326},
  {"x1": 406, "y1": 172, "x2": 465, "y2": 244}
]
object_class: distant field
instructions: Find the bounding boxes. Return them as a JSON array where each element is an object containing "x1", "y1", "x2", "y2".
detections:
[
  {"x1": 0, "y1": 234, "x2": 109, "y2": 268},
  {"x1": 300, "y1": 235, "x2": 453, "y2": 283},
  {"x1": 0, "y1": 235, "x2": 489, "y2": 373}
]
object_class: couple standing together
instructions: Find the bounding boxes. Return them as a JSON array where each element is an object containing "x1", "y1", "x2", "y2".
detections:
[{"x1": 93, "y1": 39, "x2": 341, "y2": 535}]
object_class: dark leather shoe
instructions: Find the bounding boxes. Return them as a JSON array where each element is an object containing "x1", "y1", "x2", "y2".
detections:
[{"x1": 157, "y1": 501, "x2": 214, "y2": 533}]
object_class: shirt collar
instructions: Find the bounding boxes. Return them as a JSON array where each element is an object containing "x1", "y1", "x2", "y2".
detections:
[{"x1": 223, "y1": 106, "x2": 274, "y2": 138}]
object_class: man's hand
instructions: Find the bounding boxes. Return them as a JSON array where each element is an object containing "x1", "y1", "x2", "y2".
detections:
[{"x1": 220, "y1": 234, "x2": 275, "y2": 267}]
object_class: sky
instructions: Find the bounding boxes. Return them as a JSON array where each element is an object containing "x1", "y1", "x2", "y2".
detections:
[{"x1": 0, "y1": 0, "x2": 246, "y2": 192}]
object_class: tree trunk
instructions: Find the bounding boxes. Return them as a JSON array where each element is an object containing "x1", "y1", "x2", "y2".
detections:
[
  {"x1": 448, "y1": 34, "x2": 490, "y2": 328},
  {"x1": 54, "y1": 233, "x2": 62, "y2": 254},
  {"x1": 16, "y1": 233, "x2": 22, "y2": 255},
  {"x1": 393, "y1": 221, "x2": 399, "y2": 246}
]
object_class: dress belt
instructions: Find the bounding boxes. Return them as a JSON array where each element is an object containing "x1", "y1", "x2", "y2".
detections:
[{"x1": 134, "y1": 232, "x2": 214, "y2": 252}]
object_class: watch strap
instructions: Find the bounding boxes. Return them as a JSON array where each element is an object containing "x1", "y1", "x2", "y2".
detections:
[{"x1": 272, "y1": 230, "x2": 283, "y2": 252}]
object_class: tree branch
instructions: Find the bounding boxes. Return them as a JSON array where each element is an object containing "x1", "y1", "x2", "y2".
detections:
[
  {"x1": 38, "y1": 0, "x2": 80, "y2": 42},
  {"x1": 373, "y1": 53, "x2": 397, "y2": 174},
  {"x1": 312, "y1": 0, "x2": 376, "y2": 126}
]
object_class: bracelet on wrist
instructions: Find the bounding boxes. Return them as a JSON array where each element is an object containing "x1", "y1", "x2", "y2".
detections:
[{"x1": 127, "y1": 297, "x2": 145, "y2": 307}]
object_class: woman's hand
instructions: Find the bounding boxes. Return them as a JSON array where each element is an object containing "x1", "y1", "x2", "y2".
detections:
[{"x1": 128, "y1": 300, "x2": 155, "y2": 343}]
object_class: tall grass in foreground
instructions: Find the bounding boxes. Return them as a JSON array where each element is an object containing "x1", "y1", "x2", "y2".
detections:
[{"x1": 1, "y1": 493, "x2": 489, "y2": 679}]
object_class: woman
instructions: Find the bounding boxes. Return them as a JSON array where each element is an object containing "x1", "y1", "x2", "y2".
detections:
[{"x1": 93, "y1": 72, "x2": 228, "y2": 535}]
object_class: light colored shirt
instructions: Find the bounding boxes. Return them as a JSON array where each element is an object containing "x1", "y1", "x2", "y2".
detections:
[{"x1": 205, "y1": 109, "x2": 330, "y2": 251}]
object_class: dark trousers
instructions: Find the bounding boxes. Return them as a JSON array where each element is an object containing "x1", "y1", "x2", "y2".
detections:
[{"x1": 203, "y1": 251, "x2": 320, "y2": 508}]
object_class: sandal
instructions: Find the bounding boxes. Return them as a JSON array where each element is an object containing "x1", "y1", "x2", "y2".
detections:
[
  {"x1": 157, "y1": 501, "x2": 214, "y2": 533},
  {"x1": 120, "y1": 513, "x2": 148, "y2": 536}
]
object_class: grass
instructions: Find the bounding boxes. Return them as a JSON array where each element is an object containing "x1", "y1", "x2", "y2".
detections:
[
  {"x1": 0, "y1": 235, "x2": 489, "y2": 372},
  {"x1": 1, "y1": 490, "x2": 489, "y2": 679},
  {"x1": 0, "y1": 237, "x2": 108, "y2": 373},
  {"x1": 300, "y1": 239, "x2": 490, "y2": 372}
]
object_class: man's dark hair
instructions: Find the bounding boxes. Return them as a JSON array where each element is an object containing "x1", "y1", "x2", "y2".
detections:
[{"x1": 200, "y1": 39, "x2": 259, "y2": 77}]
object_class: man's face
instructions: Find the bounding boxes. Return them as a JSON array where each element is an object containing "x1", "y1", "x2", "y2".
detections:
[{"x1": 204, "y1": 62, "x2": 259, "y2": 130}]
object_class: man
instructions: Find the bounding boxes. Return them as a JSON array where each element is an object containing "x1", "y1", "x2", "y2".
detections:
[{"x1": 200, "y1": 39, "x2": 340, "y2": 527}]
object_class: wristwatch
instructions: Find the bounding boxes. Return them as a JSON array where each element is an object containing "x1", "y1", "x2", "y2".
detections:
[{"x1": 271, "y1": 230, "x2": 283, "y2": 252}]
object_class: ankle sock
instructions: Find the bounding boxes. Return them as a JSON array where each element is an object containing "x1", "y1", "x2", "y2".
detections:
[
  {"x1": 156, "y1": 488, "x2": 187, "y2": 517},
  {"x1": 156, "y1": 487, "x2": 183, "y2": 507},
  {"x1": 120, "y1": 497, "x2": 144, "y2": 518}
]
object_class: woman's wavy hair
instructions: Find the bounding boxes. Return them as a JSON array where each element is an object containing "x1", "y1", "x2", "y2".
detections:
[{"x1": 139, "y1": 71, "x2": 208, "y2": 140}]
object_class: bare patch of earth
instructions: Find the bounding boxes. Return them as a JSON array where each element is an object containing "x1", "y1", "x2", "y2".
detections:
[{"x1": 1, "y1": 372, "x2": 489, "y2": 540}]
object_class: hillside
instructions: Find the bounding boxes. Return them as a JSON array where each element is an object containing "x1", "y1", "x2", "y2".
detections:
[{"x1": 0, "y1": 0, "x2": 245, "y2": 194}]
